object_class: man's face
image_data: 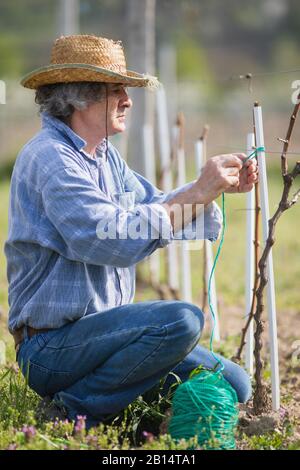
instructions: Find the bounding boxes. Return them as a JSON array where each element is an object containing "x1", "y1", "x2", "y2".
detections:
[{"x1": 87, "y1": 83, "x2": 132, "y2": 136}]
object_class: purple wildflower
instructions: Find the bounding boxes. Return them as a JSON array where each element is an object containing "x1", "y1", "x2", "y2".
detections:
[
  {"x1": 7, "y1": 443, "x2": 17, "y2": 450},
  {"x1": 86, "y1": 434, "x2": 98, "y2": 448},
  {"x1": 74, "y1": 415, "x2": 86, "y2": 434},
  {"x1": 279, "y1": 407, "x2": 288, "y2": 420},
  {"x1": 22, "y1": 425, "x2": 36, "y2": 441},
  {"x1": 142, "y1": 431, "x2": 154, "y2": 443},
  {"x1": 53, "y1": 418, "x2": 69, "y2": 428}
]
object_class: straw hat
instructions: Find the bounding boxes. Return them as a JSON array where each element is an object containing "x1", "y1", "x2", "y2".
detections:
[{"x1": 21, "y1": 34, "x2": 160, "y2": 90}]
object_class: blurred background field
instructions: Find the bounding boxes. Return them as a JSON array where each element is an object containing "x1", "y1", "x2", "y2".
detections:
[{"x1": 0, "y1": 0, "x2": 300, "y2": 450}]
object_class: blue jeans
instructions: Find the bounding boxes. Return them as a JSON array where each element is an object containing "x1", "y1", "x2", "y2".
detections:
[{"x1": 17, "y1": 300, "x2": 251, "y2": 428}]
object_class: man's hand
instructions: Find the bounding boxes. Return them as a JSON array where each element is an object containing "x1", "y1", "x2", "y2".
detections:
[
  {"x1": 162, "y1": 153, "x2": 259, "y2": 233},
  {"x1": 225, "y1": 158, "x2": 258, "y2": 193},
  {"x1": 191, "y1": 153, "x2": 255, "y2": 204}
]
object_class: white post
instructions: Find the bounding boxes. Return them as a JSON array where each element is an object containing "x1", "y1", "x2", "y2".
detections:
[
  {"x1": 245, "y1": 133, "x2": 256, "y2": 375},
  {"x1": 194, "y1": 138, "x2": 221, "y2": 342},
  {"x1": 156, "y1": 87, "x2": 179, "y2": 294},
  {"x1": 175, "y1": 116, "x2": 192, "y2": 303},
  {"x1": 0, "y1": 80, "x2": 6, "y2": 105},
  {"x1": 143, "y1": 124, "x2": 160, "y2": 286},
  {"x1": 253, "y1": 104, "x2": 280, "y2": 411}
]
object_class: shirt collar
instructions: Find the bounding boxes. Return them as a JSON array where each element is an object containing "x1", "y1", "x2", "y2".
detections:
[{"x1": 41, "y1": 112, "x2": 107, "y2": 159}]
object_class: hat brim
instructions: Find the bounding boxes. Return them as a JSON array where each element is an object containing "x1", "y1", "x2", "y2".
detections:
[{"x1": 21, "y1": 63, "x2": 160, "y2": 90}]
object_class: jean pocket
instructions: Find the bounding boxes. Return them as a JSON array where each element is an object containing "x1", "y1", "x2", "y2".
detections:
[
  {"x1": 36, "y1": 330, "x2": 57, "y2": 349},
  {"x1": 26, "y1": 360, "x2": 72, "y2": 397}
]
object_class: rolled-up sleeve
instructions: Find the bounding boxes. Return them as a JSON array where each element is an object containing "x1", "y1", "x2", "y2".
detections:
[
  {"x1": 122, "y1": 162, "x2": 223, "y2": 243},
  {"x1": 163, "y1": 182, "x2": 223, "y2": 242},
  {"x1": 42, "y1": 167, "x2": 174, "y2": 268}
]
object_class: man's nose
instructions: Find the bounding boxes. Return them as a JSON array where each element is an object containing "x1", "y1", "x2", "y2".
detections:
[{"x1": 120, "y1": 90, "x2": 132, "y2": 109}]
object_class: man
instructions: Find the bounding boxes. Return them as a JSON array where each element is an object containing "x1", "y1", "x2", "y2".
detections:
[{"x1": 5, "y1": 35, "x2": 257, "y2": 428}]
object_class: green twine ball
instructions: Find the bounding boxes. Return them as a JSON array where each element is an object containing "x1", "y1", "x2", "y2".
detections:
[{"x1": 168, "y1": 370, "x2": 239, "y2": 450}]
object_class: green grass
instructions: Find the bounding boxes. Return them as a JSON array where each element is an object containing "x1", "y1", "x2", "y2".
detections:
[
  {"x1": 241, "y1": 427, "x2": 296, "y2": 451},
  {"x1": 0, "y1": 365, "x2": 193, "y2": 450},
  {"x1": 0, "y1": 162, "x2": 299, "y2": 449}
]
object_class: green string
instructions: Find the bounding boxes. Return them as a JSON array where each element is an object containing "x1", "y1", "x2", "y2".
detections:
[
  {"x1": 207, "y1": 191, "x2": 226, "y2": 374},
  {"x1": 243, "y1": 146, "x2": 265, "y2": 165},
  {"x1": 169, "y1": 371, "x2": 239, "y2": 449},
  {"x1": 169, "y1": 147, "x2": 265, "y2": 450}
]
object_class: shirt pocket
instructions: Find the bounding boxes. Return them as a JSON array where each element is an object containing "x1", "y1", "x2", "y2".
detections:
[{"x1": 113, "y1": 190, "x2": 136, "y2": 211}]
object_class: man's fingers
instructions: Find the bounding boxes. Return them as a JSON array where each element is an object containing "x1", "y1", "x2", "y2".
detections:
[
  {"x1": 232, "y1": 153, "x2": 247, "y2": 161},
  {"x1": 246, "y1": 160, "x2": 258, "y2": 172},
  {"x1": 210, "y1": 153, "x2": 247, "y2": 170},
  {"x1": 232, "y1": 153, "x2": 248, "y2": 166},
  {"x1": 245, "y1": 158, "x2": 257, "y2": 166},
  {"x1": 240, "y1": 182, "x2": 254, "y2": 193},
  {"x1": 226, "y1": 166, "x2": 240, "y2": 176},
  {"x1": 227, "y1": 176, "x2": 239, "y2": 187},
  {"x1": 248, "y1": 168, "x2": 259, "y2": 179},
  {"x1": 222, "y1": 154, "x2": 244, "y2": 169},
  {"x1": 248, "y1": 173, "x2": 258, "y2": 183}
]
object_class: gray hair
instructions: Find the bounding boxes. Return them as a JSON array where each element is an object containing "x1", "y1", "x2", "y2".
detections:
[{"x1": 35, "y1": 82, "x2": 107, "y2": 122}]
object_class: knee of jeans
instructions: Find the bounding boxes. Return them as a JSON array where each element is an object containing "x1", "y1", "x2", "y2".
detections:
[
  {"x1": 232, "y1": 364, "x2": 252, "y2": 403},
  {"x1": 169, "y1": 301, "x2": 204, "y2": 348}
]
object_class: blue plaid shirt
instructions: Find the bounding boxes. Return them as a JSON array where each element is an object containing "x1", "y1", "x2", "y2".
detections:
[{"x1": 5, "y1": 113, "x2": 222, "y2": 332}]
